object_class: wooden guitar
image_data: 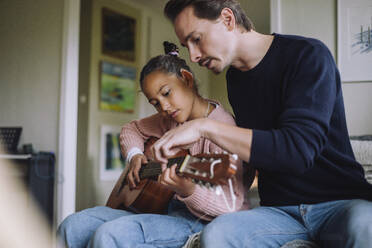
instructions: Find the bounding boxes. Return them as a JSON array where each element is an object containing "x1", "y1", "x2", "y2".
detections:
[{"x1": 106, "y1": 141, "x2": 237, "y2": 214}]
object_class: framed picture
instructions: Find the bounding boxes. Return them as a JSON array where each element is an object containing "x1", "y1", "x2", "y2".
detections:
[
  {"x1": 100, "y1": 61, "x2": 136, "y2": 112},
  {"x1": 100, "y1": 125, "x2": 126, "y2": 181},
  {"x1": 102, "y1": 8, "x2": 136, "y2": 61},
  {"x1": 337, "y1": 0, "x2": 372, "y2": 82}
]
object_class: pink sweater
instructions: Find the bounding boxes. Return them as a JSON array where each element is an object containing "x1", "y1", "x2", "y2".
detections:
[{"x1": 120, "y1": 101, "x2": 250, "y2": 221}]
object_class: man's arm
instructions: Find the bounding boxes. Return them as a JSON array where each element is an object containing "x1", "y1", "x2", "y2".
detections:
[{"x1": 152, "y1": 118, "x2": 253, "y2": 163}]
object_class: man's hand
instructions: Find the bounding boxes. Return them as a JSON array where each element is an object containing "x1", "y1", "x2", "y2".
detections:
[
  {"x1": 152, "y1": 119, "x2": 205, "y2": 163},
  {"x1": 127, "y1": 154, "x2": 148, "y2": 189}
]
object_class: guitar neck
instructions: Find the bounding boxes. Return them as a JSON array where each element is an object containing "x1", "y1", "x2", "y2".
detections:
[{"x1": 139, "y1": 157, "x2": 186, "y2": 180}]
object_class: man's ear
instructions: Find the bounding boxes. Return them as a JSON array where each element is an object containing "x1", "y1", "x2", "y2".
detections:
[
  {"x1": 220, "y1": 7, "x2": 236, "y2": 31},
  {"x1": 180, "y1": 69, "x2": 194, "y2": 88}
]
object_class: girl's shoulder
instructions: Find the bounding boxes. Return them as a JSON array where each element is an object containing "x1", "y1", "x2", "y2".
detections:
[
  {"x1": 207, "y1": 99, "x2": 236, "y2": 126},
  {"x1": 129, "y1": 112, "x2": 177, "y2": 132}
]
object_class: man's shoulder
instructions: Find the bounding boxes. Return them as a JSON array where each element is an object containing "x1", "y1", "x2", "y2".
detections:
[{"x1": 275, "y1": 33, "x2": 329, "y2": 54}]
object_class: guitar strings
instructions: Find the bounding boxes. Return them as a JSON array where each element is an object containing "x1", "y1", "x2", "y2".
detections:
[{"x1": 140, "y1": 157, "x2": 185, "y2": 178}]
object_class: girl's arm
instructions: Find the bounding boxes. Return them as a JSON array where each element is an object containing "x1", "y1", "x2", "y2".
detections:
[
  {"x1": 120, "y1": 113, "x2": 175, "y2": 186},
  {"x1": 119, "y1": 113, "x2": 175, "y2": 160}
]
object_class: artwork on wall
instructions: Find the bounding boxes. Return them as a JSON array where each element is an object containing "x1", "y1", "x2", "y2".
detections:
[
  {"x1": 100, "y1": 125, "x2": 126, "y2": 181},
  {"x1": 102, "y1": 7, "x2": 136, "y2": 62},
  {"x1": 338, "y1": 0, "x2": 372, "y2": 82},
  {"x1": 100, "y1": 61, "x2": 136, "y2": 112}
]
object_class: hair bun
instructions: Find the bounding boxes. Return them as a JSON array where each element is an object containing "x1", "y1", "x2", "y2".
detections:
[{"x1": 163, "y1": 41, "x2": 179, "y2": 56}]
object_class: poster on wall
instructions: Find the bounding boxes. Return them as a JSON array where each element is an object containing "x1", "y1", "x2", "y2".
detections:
[
  {"x1": 102, "y1": 7, "x2": 136, "y2": 62},
  {"x1": 338, "y1": 0, "x2": 372, "y2": 82},
  {"x1": 100, "y1": 125, "x2": 126, "y2": 181},
  {"x1": 100, "y1": 61, "x2": 136, "y2": 112}
]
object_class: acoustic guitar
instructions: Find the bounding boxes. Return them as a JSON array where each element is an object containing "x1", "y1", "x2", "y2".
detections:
[{"x1": 106, "y1": 139, "x2": 237, "y2": 214}]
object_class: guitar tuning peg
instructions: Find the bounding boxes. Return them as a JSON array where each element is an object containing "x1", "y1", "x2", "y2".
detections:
[
  {"x1": 192, "y1": 179, "x2": 196, "y2": 183},
  {"x1": 209, "y1": 158, "x2": 214, "y2": 162},
  {"x1": 214, "y1": 151, "x2": 220, "y2": 154},
  {"x1": 205, "y1": 182, "x2": 211, "y2": 188},
  {"x1": 194, "y1": 170, "x2": 199, "y2": 176},
  {"x1": 202, "y1": 172, "x2": 208, "y2": 177},
  {"x1": 198, "y1": 181, "x2": 204, "y2": 186},
  {"x1": 201, "y1": 158, "x2": 207, "y2": 162},
  {"x1": 223, "y1": 151, "x2": 228, "y2": 154},
  {"x1": 232, "y1": 154, "x2": 238, "y2": 160}
]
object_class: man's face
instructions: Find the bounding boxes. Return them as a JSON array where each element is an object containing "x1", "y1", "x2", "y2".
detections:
[{"x1": 174, "y1": 6, "x2": 234, "y2": 74}]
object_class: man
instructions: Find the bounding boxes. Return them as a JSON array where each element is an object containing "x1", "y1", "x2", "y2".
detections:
[{"x1": 151, "y1": 0, "x2": 372, "y2": 247}]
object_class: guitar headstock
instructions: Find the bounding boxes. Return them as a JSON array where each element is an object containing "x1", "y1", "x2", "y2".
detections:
[{"x1": 178, "y1": 153, "x2": 237, "y2": 186}]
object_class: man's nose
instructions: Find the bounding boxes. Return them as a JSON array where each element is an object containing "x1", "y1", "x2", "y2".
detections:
[{"x1": 189, "y1": 46, "x2": 201, "y2": 63}]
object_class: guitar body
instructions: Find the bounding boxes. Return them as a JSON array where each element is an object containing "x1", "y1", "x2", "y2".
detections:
[
  {"x1": 106, "y1": 137, "x2": 179, "y2": 214},
  {"x1": 129, "y1": 179, "x2": 175, "y2": 214},
  {"x1": 106, "y1": 173, "x2": 175, "y2": 214}
]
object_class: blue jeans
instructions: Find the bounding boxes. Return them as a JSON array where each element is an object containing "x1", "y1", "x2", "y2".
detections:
[
  {"x1": 57, "y1": 200, "x2": 207, "y2": 248},
  {"x1": 201, "y1": 199, "x2": 372, "y2": 248}
]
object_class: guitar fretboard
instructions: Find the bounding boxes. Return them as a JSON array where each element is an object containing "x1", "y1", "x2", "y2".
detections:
[{"x1": 139, "y1": 157, "x2": 186, "y2": 179}]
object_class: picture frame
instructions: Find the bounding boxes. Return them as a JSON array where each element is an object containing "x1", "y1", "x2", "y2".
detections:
[
  {"x1": 99, "y1": 61, "x2": 136, "y2": 112},
  {"x1": 102, "y1": 7, "x2": 137, "y2": 62},
  {"x1": 100, "y1": 125, "x2": 126, "y2": 181},
  {"x1": 337, "y1": 0, "x2": 372, "y2": 82}
]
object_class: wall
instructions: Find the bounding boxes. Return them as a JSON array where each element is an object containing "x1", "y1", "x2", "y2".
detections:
[
  {"x1": 0, "y1": 0, "x2": 63, "y2": 152},
  {"x1": 76, "y1": 0, "x2": 210, "y2": 209},
  {"x1": 280, "y1": 0, "x2": 372, "y2": 135}
]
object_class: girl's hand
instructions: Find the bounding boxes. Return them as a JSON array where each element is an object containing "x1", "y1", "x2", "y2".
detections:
[
  {"x1": 158, "y1": 164, "x2": 196, "y2": 197},
  {"x1": 127, "y1": 154, "x2": 148, "y2": 189}
]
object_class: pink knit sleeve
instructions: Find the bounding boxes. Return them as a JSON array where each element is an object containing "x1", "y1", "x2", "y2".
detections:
[
  {"x1": 176, "y1": 104, "x2": 252, "y2": 221},
  {"x1": 119, "y1": 113, "x2": 175, "y2": 158}
]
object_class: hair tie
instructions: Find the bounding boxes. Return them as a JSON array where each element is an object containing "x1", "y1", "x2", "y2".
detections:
[
  {"x1": 163, "y1": 41, "x2": 179, "y2": 57},
  {"x1": 168, "y1": 51, "x2": 179, "y2": 56}
]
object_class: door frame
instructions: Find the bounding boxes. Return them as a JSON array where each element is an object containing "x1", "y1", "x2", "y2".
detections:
[{"x1": 56, "y1": 0, "x2": 81, "y2": 226}]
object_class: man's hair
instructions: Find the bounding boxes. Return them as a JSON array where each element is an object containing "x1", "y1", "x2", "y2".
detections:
[{"x1": 164, "y1": 0, "x2": 254, "y2": 32}]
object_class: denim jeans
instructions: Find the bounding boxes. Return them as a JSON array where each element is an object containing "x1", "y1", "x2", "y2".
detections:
[
  {"x1": 57, "y1": 200, "x2": 207, "y2": 248},
  {"x1": 201, "y1": 199, "x2": 372, "y2": 248}
]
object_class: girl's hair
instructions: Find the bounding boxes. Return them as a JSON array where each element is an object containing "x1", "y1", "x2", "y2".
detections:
[{"x1": 139, "y1": 41, "x2": 198, "y2": 93}]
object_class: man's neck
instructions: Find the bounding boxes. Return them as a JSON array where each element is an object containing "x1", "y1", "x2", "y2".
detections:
[{"x1": 231, "y1": 31, "x2": 274, "y2": 72}]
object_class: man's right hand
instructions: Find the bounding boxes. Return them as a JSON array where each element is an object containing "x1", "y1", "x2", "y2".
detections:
[{"x1": 127, "y1": 154, "x2": 148, "y2": 189}]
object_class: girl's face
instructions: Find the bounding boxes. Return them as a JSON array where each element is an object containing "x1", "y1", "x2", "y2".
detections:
[{"x1": 142, "y1": 70, "x2": 196, "y2": 123}]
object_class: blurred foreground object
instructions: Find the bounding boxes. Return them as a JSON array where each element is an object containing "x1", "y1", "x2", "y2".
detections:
[{"x1": 0, "y1": 146, "x2": 52, "y2": 248}]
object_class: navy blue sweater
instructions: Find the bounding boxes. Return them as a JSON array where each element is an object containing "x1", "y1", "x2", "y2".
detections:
[{"x1": 227, "y1": 34, "x2": 372, "y2": 206}]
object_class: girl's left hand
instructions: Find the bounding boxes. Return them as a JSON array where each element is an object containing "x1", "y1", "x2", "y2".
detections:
[{"x1": 158, "y1": 164, "x2": 195, "y2": 197}]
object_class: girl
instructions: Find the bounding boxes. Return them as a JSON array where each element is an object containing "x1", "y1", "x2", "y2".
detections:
[{"x1": 57, "y1": 42, "x2": 254, "y2": 248}]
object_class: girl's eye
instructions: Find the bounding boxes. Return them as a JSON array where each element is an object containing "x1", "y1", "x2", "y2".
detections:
[
  {"x1": 162, "y1": 90, "x2": 170, "y2": 97},
  {"x1": 150, "y1": 100, "x2": 159, "y2": 107},
  {"x1": 193, "y1": 37, "x2": 200, "y2": 44}
]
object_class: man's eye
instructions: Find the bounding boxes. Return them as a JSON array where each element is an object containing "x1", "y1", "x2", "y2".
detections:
[{"x1": 193, "y1": 37, "x2": 200, "y2": 43}]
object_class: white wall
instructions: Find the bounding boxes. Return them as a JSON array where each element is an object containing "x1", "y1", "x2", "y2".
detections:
[
  {"x1": 279, "y1": 0, "x2": 372, "y2": 135},
  {"x1": 0, "y1": 0, "x2": 63, "y2": 152}
]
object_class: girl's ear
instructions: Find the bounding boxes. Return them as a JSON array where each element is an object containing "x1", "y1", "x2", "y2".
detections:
[{"x1": 180, "y1": 69, "x2": 194, "y2": 89}]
